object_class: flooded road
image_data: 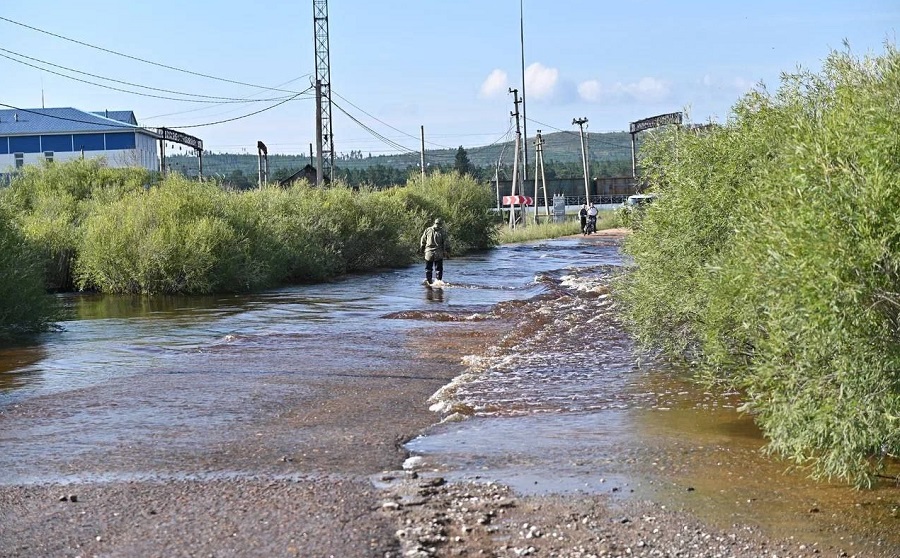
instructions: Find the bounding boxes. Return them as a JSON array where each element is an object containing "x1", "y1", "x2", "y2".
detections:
[{"x1": 0, "y1": 232, "x2": 897, "y2": 555}]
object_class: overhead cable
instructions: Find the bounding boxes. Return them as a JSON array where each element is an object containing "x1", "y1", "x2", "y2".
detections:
[
  {"x1": 332, "y1": 100, "x2": 418, "y2": 155},
  {"x1": 0, "y1": 47, "x2": 295, "y2": 103},
  {"x1": 0, "y1": 15, "x2": 305, "y2": 94}
]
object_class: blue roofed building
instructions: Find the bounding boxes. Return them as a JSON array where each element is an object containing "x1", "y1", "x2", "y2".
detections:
[{"x1": 0, "y1": 107, "x2": 160, "y2": 173}]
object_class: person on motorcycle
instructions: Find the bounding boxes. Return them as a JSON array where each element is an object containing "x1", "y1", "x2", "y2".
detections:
[{"x1": 585, "y1": 202, "x2": 598, "y2": 235}]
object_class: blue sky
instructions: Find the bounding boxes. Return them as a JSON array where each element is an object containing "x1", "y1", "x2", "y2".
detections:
[{"x1": 1, "y1": 1, "x2": 898, "y2": 156}]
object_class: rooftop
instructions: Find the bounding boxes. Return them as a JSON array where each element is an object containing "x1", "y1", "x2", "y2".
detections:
[{"x1": 0, "y1": 107, "x2": 153, "y2": 136}]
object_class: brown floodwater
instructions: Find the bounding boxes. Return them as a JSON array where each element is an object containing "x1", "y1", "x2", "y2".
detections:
[{"x1": 0, "y1": 234, "x2": 897, "y2": 556}]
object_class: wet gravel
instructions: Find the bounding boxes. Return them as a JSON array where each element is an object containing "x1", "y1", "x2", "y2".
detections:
[
  {"x1": 378, "y1": 472, "x2": 878, "y2": 558},
  {"x1": 0, "y1": 477, "x2": 396, "y2": 557},
  {"x1": 2, "y1": 469, "x2": 879, "y2": 558}
]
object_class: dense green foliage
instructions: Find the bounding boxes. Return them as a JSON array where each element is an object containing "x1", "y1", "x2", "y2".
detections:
[
  {"x1": 0, "y1": 203, "x2": 58, "y2": 340},
  {"x1": 1, "y1": 166, "x2": 495, "y2": 295},
  {"x1": 2, "y1": 159, "x2": 150, "y2": 290},
  {"x1": 617, "y1": 45, "x2": 900, "y2": 486}
]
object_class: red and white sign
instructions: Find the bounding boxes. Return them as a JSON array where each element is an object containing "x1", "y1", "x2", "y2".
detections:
[{"x1": 502, "y1": 195, "x2": 534, "y2": 206}]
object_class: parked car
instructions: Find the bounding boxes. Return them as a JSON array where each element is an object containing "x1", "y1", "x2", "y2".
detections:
[
  {"x1": 624, "y1": 193, "x2": 659, "y2": 208},
  {"x1": 619, "y1": 193, "x2": 659, "y2": 228}
]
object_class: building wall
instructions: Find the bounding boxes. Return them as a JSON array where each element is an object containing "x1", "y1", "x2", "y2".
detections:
[{"x1": 0, "y1": 131, "x2": 159, "y2": 172}]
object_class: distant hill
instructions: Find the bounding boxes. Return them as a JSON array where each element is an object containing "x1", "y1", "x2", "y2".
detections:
[
  {"x1": 346, "y1": 130, "x2": 633, "y2": 169},
  {"x1": 165, "y1": 131, "x2": 635, "y2": 183}
]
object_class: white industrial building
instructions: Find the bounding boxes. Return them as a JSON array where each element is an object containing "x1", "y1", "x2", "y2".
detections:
[{"x1": 0, "y1": 107, "x2": 160, "y2": 172}]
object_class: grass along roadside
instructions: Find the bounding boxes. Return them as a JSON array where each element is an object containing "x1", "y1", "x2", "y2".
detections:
[{"x1": 497, "y1": 211, "x2": 619, "y2": 244}]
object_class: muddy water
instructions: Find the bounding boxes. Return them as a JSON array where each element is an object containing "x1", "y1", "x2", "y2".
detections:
[{"x1": 1, "y1": 234, "x2": 898, "y2": 555}]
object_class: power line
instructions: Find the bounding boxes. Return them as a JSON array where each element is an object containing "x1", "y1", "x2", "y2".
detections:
[
  {"x1": 529, "y1": 117, "x2": 631, "y2": 150},
  {"x1": 332, "y1": 99, "x2": 419, "y2": 155},
  {"x1": 0, "y1": 89, "x2": 312, "y2": 132},
  {"x1": 0, "y1": 48, "x2": 296, "y2": 104},
  {"x1": 143, "y1": 75, "x2": 311, "y2": 120},
  {"x1": 331, "y1": 88, "x2": 459, "y2": 150},
  {"x1": 169, "y1": 90, "x2": 312, "y2": 128},
  {"x1": 0, "y1": 15, "x2": 306, "y2": 94}
]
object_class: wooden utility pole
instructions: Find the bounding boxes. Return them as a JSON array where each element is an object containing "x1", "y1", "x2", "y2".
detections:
[
  {"x1": 573, "y1": 117, "x2": 590, "y2": 204},
  {"x1": 420, "y1": 125, "x2": 426, "y2": 181}
]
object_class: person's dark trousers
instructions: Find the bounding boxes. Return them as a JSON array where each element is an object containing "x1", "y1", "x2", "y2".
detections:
[
  {"x1": 425, "y1": 259, "x2": 444, "y2": 283},
  {"x1": 580, "y1": 217, "x2": 586, "y2": 233}
]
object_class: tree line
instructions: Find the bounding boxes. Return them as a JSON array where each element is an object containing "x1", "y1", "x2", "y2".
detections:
[{"x1": 177, "y1": 149, "x2": 632, "y2": 190}]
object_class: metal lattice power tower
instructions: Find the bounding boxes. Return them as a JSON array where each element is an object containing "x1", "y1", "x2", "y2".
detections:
[{"x1": 313, "y1": 0, "x2": 334, "y2": 185}]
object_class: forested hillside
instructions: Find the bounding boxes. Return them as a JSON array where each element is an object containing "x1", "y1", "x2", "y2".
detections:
[{"x1": 165, "y1": 131, "x2": 634, "y2": 189}]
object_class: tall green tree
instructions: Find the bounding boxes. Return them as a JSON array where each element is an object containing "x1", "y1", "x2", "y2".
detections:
[{"x1": 454, "y1": 146, "x2": 473, "y2": 176}]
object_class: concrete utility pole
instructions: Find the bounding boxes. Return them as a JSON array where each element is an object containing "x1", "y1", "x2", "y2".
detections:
[
  {"x1": 509, "y1": 88, "x2": 525, "y2": 228},
  {"x1": 533, "y1": 130, "x2": 549, "y2": 223},
  {"x1": 510, "y1": 131, "x2": 521, "y2": 228},
  {"x1": 519, "y1": 0, "x2": 528, "y2": 181},
  {"x1": 573, "y1": 117, "x2": 590, "y2": 204},
  {"x1": 257, "y1": 140, "x2": 268, "y2": 188},
  {"x1": 509, "y1": 87, "x2": 523, "y2": 165}
]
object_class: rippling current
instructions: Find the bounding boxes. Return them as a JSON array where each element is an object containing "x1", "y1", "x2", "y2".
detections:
[{"x1": 0, "y1": 233, "x2": 897, "y2": 554}]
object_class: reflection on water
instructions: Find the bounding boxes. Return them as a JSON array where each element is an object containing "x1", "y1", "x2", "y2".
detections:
[
  {"x1": 0, "y1": 344, "x2": 47, "y2": 392},
  {"x1": 0, "y1": 235, "x2": 897, "y2": 555}
]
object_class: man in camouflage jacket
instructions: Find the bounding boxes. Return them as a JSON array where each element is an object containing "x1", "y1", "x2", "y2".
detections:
[{"x1": 419, "y1": 217, "x2": 450, "y2": 285}]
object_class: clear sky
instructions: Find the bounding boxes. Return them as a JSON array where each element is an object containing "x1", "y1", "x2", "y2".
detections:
[{"x1": 1, "y1": 1, "x2": 897, "y2": 156}]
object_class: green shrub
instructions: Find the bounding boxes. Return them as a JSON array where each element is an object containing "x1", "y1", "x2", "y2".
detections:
[
  {"x1": 76, "y1": 176, "x2": 245, "y2": 294},
  {"x1": 618, "y1": 44, "x2": 900, "y2": 486},
  {"x1": 2, "y1": 164, "x2": 497, "y2": 295},
  {"x1": 0, "y1": 203, "x2": 58, "y2": 339},
  {"x1": 1, "y1": 159, "x2": 149, "y2": 289},
  {"x1": 401, "y1": 172, "x2": 498, "y2": 252}
]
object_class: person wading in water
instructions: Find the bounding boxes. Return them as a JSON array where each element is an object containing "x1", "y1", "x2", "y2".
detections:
[{"x1": 419, "y1": 217, "x2": 450, "y2": 286}]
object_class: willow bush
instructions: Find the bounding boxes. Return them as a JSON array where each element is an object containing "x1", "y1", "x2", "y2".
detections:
[
  {"x1": 618, "y1": 44, "x2": 900, "y2": 486},
  {"x1": 2, "y1": 164, "x2": 495, "y2": 295},
  {"x1": 1, "y1": 159, "x2": 149, "y2": 290},
  {"x1": 0, "y1": 203, "x2": 58, "y2": 340},
  {"x1": 398, "y1": 171, "x2": 498, "y2": 252},
  {"x1": 76, "y1": 177, "x2": 248, "y2": 294}
]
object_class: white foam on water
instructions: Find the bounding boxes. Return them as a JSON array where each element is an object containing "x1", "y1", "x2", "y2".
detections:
[{"x1": 426, "y1": 264, "x2": 640, "y2": 422}]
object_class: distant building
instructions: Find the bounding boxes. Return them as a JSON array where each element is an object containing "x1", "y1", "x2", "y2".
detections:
[
  {"x1": 278, "y1": 164, "x2": 324, "y2": 187},
  {"x1": 0, "y1": 107, "x2": 160, "y2": 173}
]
